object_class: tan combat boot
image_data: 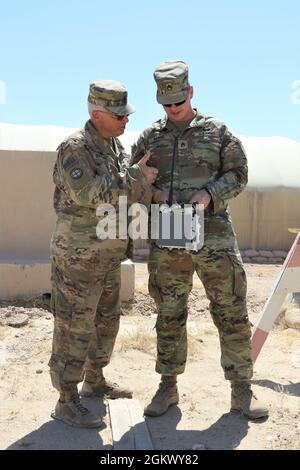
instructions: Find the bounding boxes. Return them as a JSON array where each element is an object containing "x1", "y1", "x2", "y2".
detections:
[
  {"x1": 51, "y1": 391, "x2": 102, "y2": 428},
  {"x1": 144, "y1": 375, "x2": 179, "y2": 417},
  {"x1": 80, "y1": 369, "x2": 133, "y2": 399},
  {"x1": 231, "y1": 381, "x2": 269, "y2": 419}
]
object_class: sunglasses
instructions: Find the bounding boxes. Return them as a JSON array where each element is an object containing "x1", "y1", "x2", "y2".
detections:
[
  {"x1": 164, "y1": 98, "x2": 187, "y2": 108},
  {"x1": 98, "y1": 110, "x2": 128, "y2": 121}
]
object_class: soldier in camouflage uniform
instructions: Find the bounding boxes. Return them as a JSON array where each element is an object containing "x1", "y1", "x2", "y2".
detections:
[
  {"x1": 49, "y1": 80, "x2": 157, "y2": 428},
  {"x1": 131, "y1": 61, "x2": 268, "y2": 420}
]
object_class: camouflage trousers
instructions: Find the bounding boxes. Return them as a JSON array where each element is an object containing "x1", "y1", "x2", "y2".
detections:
[
  {"x1": 49, "y1": 252, "x2": 122, "y2": 393},
  {"x1": 148, "y1": 246, "x2": 253, "y2": 381}
]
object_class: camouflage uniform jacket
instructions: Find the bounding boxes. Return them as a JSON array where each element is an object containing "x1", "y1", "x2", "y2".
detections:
[
  {"x1": 130, "y1": 110, "x2": 248, "y2": 249},
  {"x1": 52, "y1": 119, "x2": 150, "y2": 255}
]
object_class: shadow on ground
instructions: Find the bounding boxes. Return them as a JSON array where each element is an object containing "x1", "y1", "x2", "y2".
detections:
[
  {"x1": 146, "y1": 407, "x2": 267, "y2": 450},
  {"x1": 6, "y1": 397, "x2": 112, "y2": 450},
  {"x1": 252, "y1": 379, "x2": 300, "y2": 398}
]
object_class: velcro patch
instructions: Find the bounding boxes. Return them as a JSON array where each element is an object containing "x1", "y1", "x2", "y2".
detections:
[
  {"x1": 63, "y1": 156, "x2": 78, "y2": 170},
  {"x1": 70, "y1": 168, "x2": 83, "y2": 179}
]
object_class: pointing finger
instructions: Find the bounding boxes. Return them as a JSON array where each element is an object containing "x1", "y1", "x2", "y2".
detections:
[{"x1": 138, "y1": 151, "x2": 153, "y2": 165}]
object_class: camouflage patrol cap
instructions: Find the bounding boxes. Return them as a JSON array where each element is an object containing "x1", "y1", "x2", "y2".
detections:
[
  {"x1": 154, "y1": 60, "x2": 190, "y2": 105},
  {"x1": 88, "y1": 79, "x2": 135, "y2": 116}
]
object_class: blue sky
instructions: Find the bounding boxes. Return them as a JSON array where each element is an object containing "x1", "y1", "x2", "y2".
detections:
[{"x1": 1, "y1": 0, "x2": 299, "y2": 141}]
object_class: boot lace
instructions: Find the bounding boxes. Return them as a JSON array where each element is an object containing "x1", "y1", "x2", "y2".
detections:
[{"x1": 70, "y1": 394, "x2": 89, "y2": 415}]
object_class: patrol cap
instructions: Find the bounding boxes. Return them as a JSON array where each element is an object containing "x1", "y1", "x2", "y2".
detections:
[
  {"x1": 88, "y1": 79, "x2": 135, "y2": 116},
  {"x1": 154, "y1": 60, "x2": 190, "y2": 105}
]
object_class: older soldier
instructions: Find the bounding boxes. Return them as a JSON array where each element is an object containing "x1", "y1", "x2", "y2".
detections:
[
  {"x1": 131, "y1": 61, "x2": 268, "y2": 420},
  {"x1": 49, "y1": 80, "x2": 157, "y2": 428}
]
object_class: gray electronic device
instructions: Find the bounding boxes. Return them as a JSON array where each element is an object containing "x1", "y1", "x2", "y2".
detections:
[
  {"x1": 151, "y1": 136, "x2": 204, "y2": 251},
  {"x1": 153, "y1": 202, "x2": 204, "y2": 251}
]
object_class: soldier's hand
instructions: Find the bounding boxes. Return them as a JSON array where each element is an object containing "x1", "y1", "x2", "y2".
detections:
[
  {"x1": 189, "y1": 189, "x2": 211, "y2": 208},
  {"x1": 137, "y1": 151, "x2": 158, "y2": 185},
  {"x1": 152, "y1": 191, "x2": 177, "y2": 204}
]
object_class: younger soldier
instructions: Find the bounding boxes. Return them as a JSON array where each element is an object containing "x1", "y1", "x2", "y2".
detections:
[{"x1": 131, "y1": 61, "x2": 268, "y2": 420}]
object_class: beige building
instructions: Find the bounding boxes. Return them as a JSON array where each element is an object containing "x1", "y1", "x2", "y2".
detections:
[{"x1": 0, "y1": 123, "x2": 299, "y2": 298}]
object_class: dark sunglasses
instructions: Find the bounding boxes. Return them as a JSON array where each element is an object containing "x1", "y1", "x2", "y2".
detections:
[
  {"x1": 164, "y1": 98, "x2": 187, "y2": 108},
  {"x1": 114, "y1": 114, "x2": 128, "y2": 121},
  {"x1": 98, "y1": 110, "x2": 128, "y2": 121}
]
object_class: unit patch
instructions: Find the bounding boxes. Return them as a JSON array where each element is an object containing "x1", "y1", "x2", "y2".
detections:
[{"x1": 63, "y1": 156, "x2": 78, "y2": 170}]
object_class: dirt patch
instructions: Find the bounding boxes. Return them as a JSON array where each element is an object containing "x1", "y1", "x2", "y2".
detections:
[{"x1": 1, "y1": 263, "x2": 300, "y2": 450}]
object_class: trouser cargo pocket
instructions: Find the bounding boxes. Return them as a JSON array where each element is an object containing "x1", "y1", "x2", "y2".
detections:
[{"x1": 148, "y1": 261, "x2": 163, "y2": 304}]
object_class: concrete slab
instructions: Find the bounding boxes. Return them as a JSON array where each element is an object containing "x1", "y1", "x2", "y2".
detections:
[{"x1": 0, "y1": 260, "x2": 135, "y2": 301}]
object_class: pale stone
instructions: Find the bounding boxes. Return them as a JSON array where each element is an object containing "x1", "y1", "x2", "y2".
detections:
[
  {"x1": 285, "y1": 308, "x2": 300, "y2": 330},
  {"x1": 6, "y1": 313, "x2": 29, "y2": 327}
]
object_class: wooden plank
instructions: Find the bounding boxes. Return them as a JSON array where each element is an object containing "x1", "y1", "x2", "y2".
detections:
[
  {"x1": 108, "y1": 399, "x2": 153, "y2": 450},
  {"x1": 252, "y1": 231, "x2": 300, "y2": 362},
  {"x1": 127, "y1": 399, "x2": 153, "y2": 450},
  {"x1": 108, "y1": 399, "x2": 134, "y2": 450}
]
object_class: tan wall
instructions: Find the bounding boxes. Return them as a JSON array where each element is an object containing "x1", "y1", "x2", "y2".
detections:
[
  {"x1": 0, "y1": 149, "x2": 56, "y2": 260},
  {"x1": 0, "y1": 261, "x2": 134, "y2": 301},
  {"x1": 230, "y1": 189, "x2": 300, "y2": 250},
  {"x1": 1, "y1": 149, "x2": 300, "y2": 262}
]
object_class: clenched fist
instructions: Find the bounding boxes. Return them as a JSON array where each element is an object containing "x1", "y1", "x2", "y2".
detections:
[
  {"x1": 189, "y1": 189, "x2": 211, "y2": 209},
  {"x1": 152, "y1": 191, "x2": 177, "y2": 204}
]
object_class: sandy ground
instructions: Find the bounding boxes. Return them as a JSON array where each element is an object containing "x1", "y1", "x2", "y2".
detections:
[{"x1": 1, "y1": 263, "x2": 300, "y2": 451}]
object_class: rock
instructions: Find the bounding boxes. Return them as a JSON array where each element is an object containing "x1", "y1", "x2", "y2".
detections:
[
  {"x1": 36, "y1": 369, "x2": 43, "y2": 374},
  {"x1": 6, "y1": 313, "x2": 29, "y2": 327},
  {"x1": 285, "y1": 308, "x2": 300, "y2": 330},
  {"x1": 243, "y1": 249, "x2": 259, "y2": 258},
  {"x1": 259, "y1": 250, "x2": 274, "y2": 258}
]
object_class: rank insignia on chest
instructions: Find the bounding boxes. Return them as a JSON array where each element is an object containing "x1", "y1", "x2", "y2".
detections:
[{"x1": 178, "y1": 139, "x2": 188, "y2": 150}]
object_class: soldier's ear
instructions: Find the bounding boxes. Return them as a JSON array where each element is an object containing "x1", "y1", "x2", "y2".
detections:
[
  {"x1": 92, "y1": 110, "x2": 101, "y2": 121},
  {"x1": 189, "y1": 86, "x2": 194, "y2": 99}
]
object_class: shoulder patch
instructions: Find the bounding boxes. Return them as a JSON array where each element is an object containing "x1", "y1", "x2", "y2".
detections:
[
  {"x1": 63, "y1": 155, "x2": 78, "y2": 170},
  {"x1": 70, "y1": 168, "x2": 83, "y2": 179}
]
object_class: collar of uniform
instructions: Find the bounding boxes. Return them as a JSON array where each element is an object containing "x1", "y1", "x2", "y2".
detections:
[
  {"x1": 84, "y1": 119, "x2": 113, "y2": 154},
  {"x1": 188, "y1": 109, "x2": 206, "y2": 128},
  {"x1": 156, "y1": 109, "x2": 206, "y2": 132}
]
